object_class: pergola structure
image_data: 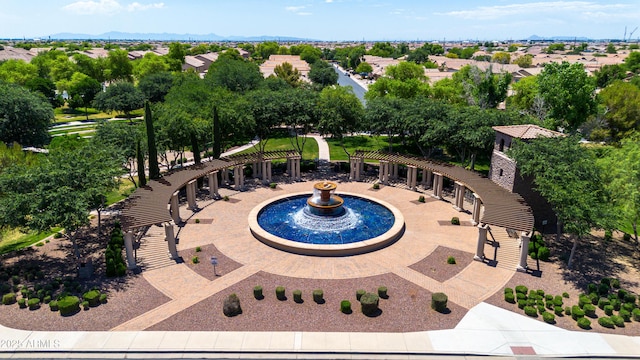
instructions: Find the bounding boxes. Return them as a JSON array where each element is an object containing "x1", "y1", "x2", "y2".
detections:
[
  {"x1": 120, "y1": 149, "x2": 535, "y2": 272},
  {"x1": 351, "y1": 150, "x2": 535, "y2": 271}
]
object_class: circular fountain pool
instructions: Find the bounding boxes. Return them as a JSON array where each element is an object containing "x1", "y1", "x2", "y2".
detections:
[{"x1": 248, "y1": 184, "x2": 405, "y2": 256}]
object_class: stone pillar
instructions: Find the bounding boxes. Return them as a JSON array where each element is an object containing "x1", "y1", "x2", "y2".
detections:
[
  {"x1": 164, "y1": 222, "x2": 178, "y2": 260},
  {"x1": 378, "y1": 161, "x2": 386, "y2": 183},
  {"x1": 295, "y1": 156, "x2": 301, "y2": 181},
  {"x1": 350, "y1": 157, "x2": 361, "y2": 181},
  {"x1": 170, "y1": 191, "x2": 182, "y2": 224},
  {"x1": 208, "y1": 171, "x2": 219, "y2": 198},
  {"x1": 407, "y1": 165, "x2": 417, "y2": 191},
  {"x1": 432, "y1": 173, "x2": 443, "y2": 199},
  {"x1": 261, "y1": 161, "x2": 267, "y2": 181},
  {"x1": 349, "y1": 158, "x2": 356, "y2": 181},
  {"x1": 186, "y1": 180, "x2": 197, "y2": 210},
  {"x1": 124, "y1": 230, "x2": 137, "y2": 269},
  {"x1": 406, "y1": 166, "x2": 412, "y2": 187},
  {"x1": 222, "y1": 167, "x2": 229, "y2": 184},
  {"x1": 474, "y1": 224, "x2": 488, "y2": 261},
  {"x1": 233, "y1": 166, "x2": 240, "y2": 189},
  {"x1": 422, "y1": 169, "x2": 433, "y2": 188},
  {"x1": 266, "y1": 160, "x2": 272, "y2": 182},
  {"x1": 391, "y1": 163, "x2": 399, "y2": 180},
  {"x1": 517, "y1": 232, "x2": 532, "y2": 272},
  {"x1": 471, "y1": 193, "x2": 482, "y2": 225},
  {"x1": 286, "y1": 157, "x2": 292, "y2": 177},
  {"x1": 453, "y1": 181, "x2": 466, "y2": 212}
]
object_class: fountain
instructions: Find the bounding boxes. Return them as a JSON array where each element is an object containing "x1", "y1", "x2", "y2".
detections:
[{"x1": 248, "y1": 181, "x2": 405, "y2": 256}]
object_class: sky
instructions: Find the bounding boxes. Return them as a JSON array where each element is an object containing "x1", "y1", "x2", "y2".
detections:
[{"x1": 0, "y1": 0, "x2": 638, "y2": 41}]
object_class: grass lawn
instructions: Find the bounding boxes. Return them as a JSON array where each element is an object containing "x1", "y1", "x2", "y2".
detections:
[
  {"x1": 236, "y1": 136, "x2": 319, "y2": 160},
  {"x1": 326, "y1": 135, "x2": 421, "y2": 162},
  {"x1": 54, "y1": 106, "x2": 144, "y2": 123},
  {"x1": 0, "y1": 227, "x2": 62, "y2": 255},
  {"x1": 105, "y1": 177, "x2": 138, "y2": 206},
  {"x1": 49, "y1": 126, "x2": 97, "y2": 136}
]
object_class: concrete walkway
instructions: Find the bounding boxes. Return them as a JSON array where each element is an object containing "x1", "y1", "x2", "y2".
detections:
[
  {"x1": 2, "y1": 303, "x2": 639, "y2": 358},
  {"x1": 306, "y1": 134, "x2": 331, "y2": 161}
]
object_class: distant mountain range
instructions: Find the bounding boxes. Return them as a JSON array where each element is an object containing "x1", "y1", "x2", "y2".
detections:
[{"x1": 44, "y1": 32, "x2": 313, "y2": 42}]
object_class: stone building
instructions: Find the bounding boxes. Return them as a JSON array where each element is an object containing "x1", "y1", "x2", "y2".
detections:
[{"x1": 488, "y1": 124, "x2": 563, "y2": 232}]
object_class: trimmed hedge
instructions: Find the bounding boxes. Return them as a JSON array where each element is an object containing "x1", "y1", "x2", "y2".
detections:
[
  {"x1": 360, "y1": 292, "x2": 379, "y2": 316},
  {"x1": 598, "y1": 317, "x2": 615, "y2": 328},
  {"x1": 356, "y1": 289, "x2": 365, "y2": 301},
  {"x1": 276, "y1": 286, "x2": 286, "y2": 301},
  {"x1": 378, "y1": 286, "x2": 388, "y2": 299},
  {"x1": 49, "y1": 300, "x2": 58, "y2": 311},
  {"x1": 253, "y1": 286, "x2": 263, "y2": 300},
  {"x1": 505, "y1": 292, "x2": 515, "y2": 303},
  {"x1": 604, "y1": 305, "x2": 614, "y2": 316},
  {"x1": 583, "y1": 304, "x2": 597, "y2": 318},
  {"x1": 572, "y1": 306, "x2": 585, "y2": 320},
  {"x1": 58, "y1": 296, "x2": 80, "y2": 316},
  {"x1": 27, "y1": 298, "x2": 40, "y2": 310},
  {"x1": 18, "y1": 298, "x2": 26, "y2": 308},
  {"x1": 577, "y1": 317, "x2": 591, "y2": 329},
  {"x1": 611, "y1": 315, "x2": 625, "y2": 327},
  {"x1": 99, "y1": 294, "x2": 108, "y2": 304},
  {"x1": 2, "y1": 293, "x2": 16, "y2": 305},
  {"x1": 524, "y1": 306, "x2": 538, "y2": 317},
  {"x1": 312, "y1": 289, "x2": 324, "y2": 304},
  {"x1": 542, "y1": 311, "x2": 555, "y2": 324},
  {"x1": 293, "y1": 290, "x2": 302, "y2": 303},
  {"x1": 83, "y1": 290, "x2": 101, "y2": 307},
  {"x1": 515, "y1": 285, "x2": 528, "y2": 294},
  {"x1": 340, "y1": 300, "x2": 351, "y2": 314},
  {"x1": 619, "y1": 309, "x2": 631, "y2": 322},
  {"x1": 431, "y1": 292, "x2": 448, "y2": 313}
]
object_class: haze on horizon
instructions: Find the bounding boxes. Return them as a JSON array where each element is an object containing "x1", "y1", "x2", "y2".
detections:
[{"x1": 0, "y1": 0, "x2": 638, "y2": 41}]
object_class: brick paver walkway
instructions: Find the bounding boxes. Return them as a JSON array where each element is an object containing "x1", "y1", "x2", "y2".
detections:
[{"x1": 112, "y1": 181, "x2": 519, "y2": 331}]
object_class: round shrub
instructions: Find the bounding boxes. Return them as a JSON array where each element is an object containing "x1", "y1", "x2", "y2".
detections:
[
  {"x1": 99, "y1": 294, "x2": 108, "y2": 304},
  {"x1": 431, "y1": 292, "x2": 448, "y2": 313},
  {"x1": 27, "y1": 298, "x2": 40, "y2": 310},
  {"x1": 611, "y1": 315, "x2": 625, "y2": 327},
  {"x1": 312, "y1": 289, "x2": 324, "y2": 304},
  {"x1": 18, "y1": 298, "x2": 26, "y2": 308},
  {"x1": 632, "y1": 308, "x2": 640, "y2": 321},
  {"x1": 82, "y1": 301, "x2": 90, "y2": 310},
  {"x1": 524, "y1": 306, "x2": 538, "y2": 317},
  {"x1": 418, "y1": 195, "x2": 425, "y2": 203},
  {"x1": 544, "y1": 294, "x2": 553, "y2": 301},
  {"x1": 624, "y1": 293, "x2": 637, "y2": 305},
  {"x1": 372, "y1": 183, "x2": 380, "y2": 190},
  {"x1": 611, "y1": 298, "x2": 622, "y2": 311},
  {"x1": 619, "y1": 309, "x2": 631, "y2": 322},
  {"x1": 293, "y1": 290, "x2": 302, "y2": 303},
  {"x1": 517, "y1": 299, "x2": 527, "y2": 309},
  {"x1": 598, "y1": 317, "x2": 615, "y2": 328},
  {"x1": 537, "y1": 247, "x2": 550, "y2": 261},
  {"x1": 577, "y1": 317, "x2": 591, "y2": 329},
  {"x1": 562, "y1": 292, "x2": 570, "y2": 298},
  {"x1": 565, "y1": 306, "x2": 572, "y2": 316},
  {"x1": 43, "y1": 295, "x2": 51, "y2": 304},
  {"x1": 504, "y1": 287, "x2": 513, "y2": 294},
  {"x1": 515, "y1": 285, "x2": 528, "y2": 294},
  {"x1": 617, "y1": 288, "x2": 628, "y2": 300},
  {"x1": 587, "y1": 283, "x2": 597, "y2": 294},
  {"x1": 360, "y1": 292, "x2": 379, "y2": 316},
  {"x1": 505, "y1": 292, "x2": 515, "y2": 304},
  {"x1": 356, "y1": 289, "x2": 366, "y2": 301},
  {"x1": 554, "y1": 306, "x2": 564, "y2": 316},
  {"x1": 604, "y1": 305, "x2": 614, "y2": 316},
  {"x1": 536, "y1": 289, "x2": 545, "y2": 297},
  {"x1": 253, "y1": 286, "x2": 263, "y2": 300},
  {"x1": 276, "y1": 286, "x2": 286, "y2": 301},
  {"x1": 195, "y1": 246, "x2": 201, "y2": 252},
  {"x1": 450, "y1": 217, "x2": 460, "y2": 225},
  {"x1": 2, "y1": 293, "x2": 16, "y2": 305},
  {"x1": 49, "y1": 300, "x2": 58, "y2": 312},
  {"x1": 378, "y1": 286, "x2": 388, "y2": 299},
  {"x1": 601, "y1": 277, "x2": 612, "y2": 287},
  {"x1": 572, "y1": 306, "x2": 585, "y2": 320},
  {"x1": 583, "y1": 304, "x2": 596, "y2": 318},
  {"x1": 611, "y1": 278, "x2": 621, "y2": 288},
  {"x1": 340, "y1": 300, "x2": 351, "y2": 314},
  {"x1": 542, "y1": 311, "x2": 555, "y2": 324},
  {"x1": 598, "y1": 298, "x2": 610, "y2": 310},
  {"x1": 83, "y1": 290, "x2": 101, "y2": 307},
  {"x1": 447, "y1": 256, "x2": 456, "y2": 264},
  {"x1": 222, "y1": 293, "x2": 242, "y2": 317},
  {"x1": 58, "y1": 296, "x2": 80, "y2": 316},
  {"x1": 589, "y1": 292, "x2": 599, "y2": 305},
  {"x1": 553, "y1": 296, "x2": 563, "y2": 307},
  {"x1": 623, "y1": 302, "x2": 635, "y2": 312},
  {"x1": 191, "y1": 256, "x2": 199, "y2": 264},
  {"x1": 516, "y1": 292, "x2": 526, "y2": 300},
  {"x1": 578, "y1": 295, "x2": 591, "y2": 308},
  {"x1": 598, "y1": 283, "x2": 610, "y2": 296}
]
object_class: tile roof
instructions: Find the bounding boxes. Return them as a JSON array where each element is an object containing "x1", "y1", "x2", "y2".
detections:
[{"x1": 492, "y1": 125, "x2": 564, "y2": 139}]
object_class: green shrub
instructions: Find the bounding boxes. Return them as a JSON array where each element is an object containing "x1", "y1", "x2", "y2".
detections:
[
  {"x1": 378, "y1": 286, "x2": 388, "y2": 299},
  {"x1": 598, "y1": 298, "x2": 610, "y2": 309},
  {"x1": 2, "y1": 293, "x2": 16, "y2": 305},
  {"x1": 418, "y1": 195, "x2": 425, "y2": 203},
  {"x1": 253, "y1": 286, "x2": 263, "y2": 300},
  {"x1": 222, "y1": 293, "x2": 242, "y2": 317},
  {"x1": 431, "y1": 292, "x2": 448, "y2": 313},
  {"x1": 195, "y1": 246, "x2": 201, "y2": 252},
  {"x1": 340, "y1": 300, "x2": 352, "y2": 314},
  {"x1": 11, "y1": 275, "x2": 20, "y2": 285},
  {"x1": 356, "y1": 289, "x2": 365, "y2": 301},
  {"x1": 598, "y1": 283, "x2": 610, "y2": 296},
  {"x1": 194, "y1": 219, "x2": 200, "y2": 224},
  {"x1": 623, "y1": 233, "x2": 632, "y2": 241},
  {"x1": 49, "y1": 300, "x2": 58, "y2": 311},
  {"x1": 529, "y1": 290, "x2": 538, "y2": 299},
  {"x1": 562, "y1": 292, "x2": 570, "y2": 298},
  {"x1": 269, "y1": 182, "x2": 277, "y2": 189},
  {"x1": 587, "y1": 283, "x2": 597, "y2": 294},
  {"x1": 447, "y1": 256, "x2": 456, "y2": 264},
  {"x1": 360, "y1": 292, "x2": 379, "y2": 316},
  {"x1": 58, "y1": 296, "x2": 80, "y2": 316},
  {"x1": 601, "y1": 277, "x2": 612, "y2": 287},
  {"x1": 27, "y1": 298, "x2": 40, "y2": 310},
  {"x1": 572, "y1": 306, "x2": 585, "y2": 320},
  {"x1": 604, "y1": 229, "x2": 613, "y2": 241},
  {"x1": 632, "y1": 308, "x2": 640, "y2": 321},
  {"x1": 293, "y1": 290, "x2": 302, "y2": 303},
  {"x1": 82, "y1": 301, "x2": 90, "y2": 310},
  {"x1": 43, "y1": 295, "x2": 51, "y2": 304},
  {"x1": 372, "y1": 183, "x2": 380, "y2": 190},
  {"x1": 450, "y1": 217, "x2": 460, "y2": 225},
  {"x1": 544, "y1": 294, "x2": 553, "y2": 301},
  {"x1": 545, "y1": 300, "x2": 555, "y2": 310},
  {"x1": 624, "y1": 293, "x2": 636, "y2": 305},
  {"x1": 589, "y1": 292, "x2": 599, "y2": 305},
  {"x1": 622, "y1": 302, "x2": 635, "y2": 312},
  {"x1": 583, "y1": 304, "x2": 596, "y2": 318},
  {"x1": 611, "y1": 315, "x2": 625, "y2": 327},
  {"x1": 537, "y1": 247, "x2": 550, "y2": 261},
  {"x1": 515, "y1": 285, "x2": 528, "y2": 294},
  {"x1": 619, "y1": 309, "x2": 631, "y2": 322},
  {"x1": 99, "y1": 294, "x2": 108, "y2": 304},
  {"x1": 516, "y1": 292, "x2": 526, "y2": 300},
  {"x1": 554, "y1": 306, "x2": 564, "y2": 315},
  {"x1": 553, "y1": 296, "x2": 563, "y2": 307},
  {"x1": 577, "y1": 317, "x2": 591, "y2": 329},
  {"x1": 276, "y1": 286, "x2": 286, "y2": 301},
  {"x1": 565, "y1": 306, "x2": 572, "y2": 316},
  {"x1": 542, "y1": 311, "x2": 555, "y2": 324},
  {"x1": 54, "y1": 232, "x2": 63, "y2": 239},
  {"x1": 611, "y1": 278, "x2": 621, "y2": 288},
  {"x1": 83, "y1": 290, "x2": 101, "y2": 307},
  {"x1": 603, "y1": 304, "x2": 614, "y2": 316},
  {"x1": 537, "y1": 305, "x2": 546, "y2": 314},
  {"x1": 313, "y1": 289, "x2": 324, "y2": 304},
  {"x1": 598, "y1": 317, "x2": 615, "y2": 328},
  {"x1": 611, "y1": 298, "x2": 622, "y2": 311},
  {"x1": 191, "y1": 256, "x2": 199, "y2": 264},
  {"x1": 579, "y1": 295, "x2": 591, "y2": 308},
  {"x1": 517, "y1": 299, "x2": 526, "y2": 309},
  {"x1": 524, "y1": 306, "x2": 538, "y2": 317},
  {"x1": 505, "y1": 292, "x2": 516, "y2": 303},
  {"x1": 223, "y1": 195, "x2": 229, "y2": 201},
  {"x1": 504, "y1": 287, "x2": 513, "y2": 294}
]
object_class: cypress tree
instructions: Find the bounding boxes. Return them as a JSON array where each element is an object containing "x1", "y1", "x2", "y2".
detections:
[
  {"x1": 213, "y1": 105, "x2": 222, "y2": 159},
  {"x1": 144, "y1": 101, "x2": 160, "y2": 179}
]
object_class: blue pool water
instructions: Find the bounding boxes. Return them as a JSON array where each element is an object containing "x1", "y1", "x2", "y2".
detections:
[{"x1": 257, "y1": 194, "x2": 395, "y2": 245}]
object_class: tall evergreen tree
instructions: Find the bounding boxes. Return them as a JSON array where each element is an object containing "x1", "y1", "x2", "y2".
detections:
[{"x1": 213, "y1": 106, "x2": 222, "y2": 159}]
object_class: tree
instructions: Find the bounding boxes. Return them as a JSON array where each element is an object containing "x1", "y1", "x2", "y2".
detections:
[
  {"x1": 317, "y1": 86, "x2": 364, "y2": 152},
  {"x1": 365, "y1": 62, "x2": 430, "y2": 100},
  {"x1": 0, "y1": 140, "x2": 122, "y2": 260},
  {"x1": 508, "y1": 135, "x2": 609, "y2": 269},
  {"x1": 138, "y1": 71, "x2": 174, "y2": 103},
  {"x1": 92, "y1": 120, "x2": 140, "y2": 187},
  {"x1": 93, "y1": 81, "x2": 145, "y2": 119},
  {"x1": 407, "y1": 43, "x2": 444, "y2": 64},
  {"x1": 599, "y1": 81, "x2": 640, "y2": 142},
  {"x1": 536, "y1": 62, "x2": 596, "y2": 132},
  {"x1": 0, "y1": 59, "x2": 38, "y2": 85},
  {"x1": 255, "y1": 41, "x2": 279, "y2": 61},
  {"x1": 0, "y1": 141, "x2": 40, "y2": 173},
  {"x1": 299, "y1": 46, "x2": 322, "y2": 64},
  {"x1": 166, "y1": 42, "x2": 186, "y2": 72},
  {"x1": 365, "y1": 97, "x2": 404, "y2": 151},
  {"x1": 599, "y1": 136, "x2": 640, "y2": 244},
  {"x1": 106, "y1": 49, "x2": 133, "y2": 82},
  {"x1": 491, "y1": 52, "x2": 511, "y2": 64},
  {"x1": 355, "y1": 62, "x2": 373, "y2": 74},
  {"x1": 512, "y1": 54, "x2": 533, "y2": 68},
  {"x1": 144, "y1": 101, "x2": 160, "y2": 180},
  {"x1": 67, "y1": 73, "x2": 102, "y2": 120},
  {"x1": 507, "y1": 76, "x2": 548, "y2": 122},
  {"x1": 308, "y1": 60, "x2": 338, "y2": 88},
  {"x1": 72, "y1": 53, "x2": 107, "y2": 83},
  {"x1": 594, "y1": 64, "x2": 627, "y2": 89},
  {"x1": 431, "y1": 77, "x2": 465, "y2": 105},
  {"x1": 25, "y1": 77, "x2": 63, "y2": 107},
  {"x1": 452, "y1": 65, "x2": 512, "y2": 109},
  {"x1": 0, "y1": 82, "x2": 53, "y2": 147},
  {"x1": 606, "y1": 43, "x2": 617, "y2": 54},
  {"x1": 133, "y1": 52, "x2": 169, "y2": 80},
  {"x1": 273, "y1": 62, "x2": 301, "y2": 88},
  {"x1": 205, "y1": 57, "x2": 263, "y2": 93},
  {"x1": 624, "y1": 51, "x2": 640, "y2": 73}
]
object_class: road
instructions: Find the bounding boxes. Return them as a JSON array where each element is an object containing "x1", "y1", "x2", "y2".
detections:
[{"x1": 333, "y1": 65, "x2": 367, "y2": 105}]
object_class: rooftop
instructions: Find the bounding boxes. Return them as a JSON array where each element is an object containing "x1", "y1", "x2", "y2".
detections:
[{"x1": 492, "y1": 124, "x2": 564, "y2": 139}]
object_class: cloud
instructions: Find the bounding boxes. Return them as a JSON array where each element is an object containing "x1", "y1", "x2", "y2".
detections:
[
  {"x1": 63, "y1": 0, "x2": 164, "y2": 15},
  {"x1": 437, "y1": 1, "x2": 632, "y2": 20},
  {"x1": 325, "y1": 0, "x2": 334, "y2": 3},
  {"x1": 285, "y1": 5, "x2": 312, "y2": 15}
]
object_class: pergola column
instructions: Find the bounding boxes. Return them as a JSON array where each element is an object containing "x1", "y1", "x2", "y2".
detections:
[
  {"x1": 432, "y1": 173, "x2": 443, "y2": 199},
  {"x1": 253, "y1": 161, "x2": 261, "y2": 178},
  {"x1": 164, "y1": 222, "x2": 178, "y2": 260},
  {"x1": 517, "y1": 232, "x2": 532, "y2": 272},
  {"x1": 234, "y1": 165, "x2": 244, "y2": 190},
  {"x1": 266, "y1": 160, "x2": 272, "y2": 182},
  {"x1": 186, "y1": 180, "x2": 197, "y2": 210},
  {"x1": 222, "y1": 167, "x2": 229, "y2": 184},
  {"x1": 124, "y1": 230, "x2": 137, "y2": 269},
  {"x1": 471, "y1": 193, "x2": 482, "y2": 225},
  {"x1": 261, "y1": 160, "x2": 268, "y2": 181},
  {"x1": 474, "y1": 224, "x2": 489, "y2": 261},
  {"x1": 286, "y1": 157, "x2": 292, "y2": 177},
  {"x1": 422, "y1": 169, "x2": 433, "y2": 188},
  {"x1": 295, "y1": 156, "x2": 301, "y2": 181},
  {"x1": 453, "y1": 181, "x2": 466, "y2": 212},
  {"x1": 350, "y1": 157, "x2": 361, "y2": 181},
  {"x1": 391, "y1": 163, "x2": 399, "y2": 180},
  {"x1": 170, "y1": 191, "x2": 182, "y2": 224},
  {"x1": 407, "y1": 165, "x2": 418, "y2": 191},
  {"x1": 208, "y1": 171, "x2": 219, "y2": 199}
]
